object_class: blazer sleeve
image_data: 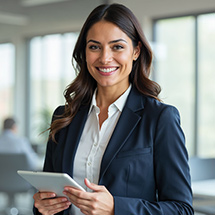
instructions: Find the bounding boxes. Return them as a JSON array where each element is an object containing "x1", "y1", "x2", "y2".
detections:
[{"x1": 114, "y1": 106, "x2": 194, "y2": 215}]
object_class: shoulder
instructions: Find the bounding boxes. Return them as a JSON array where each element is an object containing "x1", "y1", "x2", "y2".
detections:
[
  {"x1": 51, "y1": 105, "x2": 66, "y2": 122},
  {"x1": 145, "y1": 96, "x2": 180, "y2": 116},
  {"x1": 129, "y1": 86, "x2": 178, "y2": 111},
  {"x1": 131, "y1": 87, "x2": 180, "y2": 117},
  {"x1": 127, "y1": 87, "x2": 181, "y2": 122},
  {"x1": 138, "y1": 95, "x2": 182, "y2": 133},
  {"x1": 143, "y1": 97, "x2": 183, "y2": 137},
  {"x1": 53, "y1": 105, "x2": 65, "y2": 116}
]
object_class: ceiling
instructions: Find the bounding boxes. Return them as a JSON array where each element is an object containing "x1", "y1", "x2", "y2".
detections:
[
  {"x1": 0, "y1": 0, "x2": 103, "y2": 26},
  {"x1": 0, "y1": 0, "x2": 214, "y2": 40},
  {"x1": 1, "y1": 0, "x2": 215, "y2": 25}
]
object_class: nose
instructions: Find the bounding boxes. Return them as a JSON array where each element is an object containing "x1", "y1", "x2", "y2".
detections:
[{"x1": 99, "y1": 47, "x2": 112, "y2": 64}]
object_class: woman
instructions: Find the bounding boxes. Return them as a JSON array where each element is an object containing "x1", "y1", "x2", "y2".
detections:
[{"x1": 33, "y1": 3, "x2": 194, "y2": 215}]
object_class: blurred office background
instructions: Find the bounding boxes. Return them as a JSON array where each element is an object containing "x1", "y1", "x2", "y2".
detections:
[{"x1": 0, "y1": 0, "x2": 214, "y2": 214}]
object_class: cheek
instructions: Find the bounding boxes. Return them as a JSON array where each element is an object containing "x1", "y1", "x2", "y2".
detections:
[
  {"x1": 120, "y1": 56, "x2": 134, "y2": 72},
  {"x1": 85, "y1": 55, "x2": 96, "y2": 77},
  {"x1": 117, "y1": 52, "x2": 134, "y2": 65},
  {"x1": 86, "y1": 64, "x2": 95, "y2": 79},
  {"x1": 86, "y1": 54, "x2": 98, "y2": 69}
]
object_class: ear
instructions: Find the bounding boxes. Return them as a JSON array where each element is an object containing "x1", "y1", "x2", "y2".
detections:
[{"x1": 133, "y1": 41, "x2": 141, "y2": 61}]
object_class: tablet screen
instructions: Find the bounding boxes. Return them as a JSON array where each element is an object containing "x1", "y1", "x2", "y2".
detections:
[{"x1": 17, "y1": 170, "x2": 86, "y2": 197}]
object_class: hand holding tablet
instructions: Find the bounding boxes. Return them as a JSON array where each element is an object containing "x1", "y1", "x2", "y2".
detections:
[{"x1": 17, "y1": 170, "x2": 86, "y2": 197}]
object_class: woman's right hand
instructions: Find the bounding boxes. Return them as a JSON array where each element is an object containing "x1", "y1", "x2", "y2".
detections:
[{"x1": 33, "y1": 191, "x2": 71, "y2": 215}]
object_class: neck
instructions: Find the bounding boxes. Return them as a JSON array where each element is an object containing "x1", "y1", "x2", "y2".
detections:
[{"x1": 96, "y1": 84, "x2": 129, "y2": 108}]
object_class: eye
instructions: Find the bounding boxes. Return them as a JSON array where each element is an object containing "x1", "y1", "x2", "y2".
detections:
[
  {"x1": 88, "y1": 45, "x2": 100, "y2": 50},
  {"x1": 113, "y1": 44, "x2": 124, "y2": 50}
]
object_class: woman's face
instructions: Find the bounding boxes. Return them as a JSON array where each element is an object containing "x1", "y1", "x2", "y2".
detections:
[{"x1": 85, "y1": 21, "x2": 140, "y2": 91}]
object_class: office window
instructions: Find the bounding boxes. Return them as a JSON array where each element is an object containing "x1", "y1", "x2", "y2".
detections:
[
  {"x1": 154, "y1": 17, "x2": 195, "y2": 155},
  {"x1": 198, "y1": 14, "x2": 215, "y2": 156},
  {"x1": 29, "y1": 33, "x2": 78, "y2": 145},
  {"x1": 0, "y1": 43, "x2": 15, "y2": 128},
  {"x1": 154, "y1": 13, "x2": 215, "y2": 157}
]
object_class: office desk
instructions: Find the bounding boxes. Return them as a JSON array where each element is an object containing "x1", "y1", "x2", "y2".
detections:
[
  {"x1": 192, "y1": 179, "x2": 215, "y2": 198},
  {"x1": 192, "y1": 179, "x2": 215, "y2": 214}
]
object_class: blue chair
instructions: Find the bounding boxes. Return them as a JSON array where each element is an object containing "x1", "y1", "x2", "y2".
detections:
[{"x1": 0, "y1": 153, "x2": 35, "y2": 215}]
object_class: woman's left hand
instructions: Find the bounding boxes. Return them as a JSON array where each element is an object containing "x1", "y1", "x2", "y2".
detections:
[{"x1": 63, "y1": 178, "x2": 114, "y2": 215}]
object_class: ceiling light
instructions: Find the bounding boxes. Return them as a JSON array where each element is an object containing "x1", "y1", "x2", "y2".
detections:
[
  {"x1": 0, "y1": 11, "x2": 29, "y2": 25},
  {"x1": 21, "y1": 0, "x2": 69, "y2": 7}
]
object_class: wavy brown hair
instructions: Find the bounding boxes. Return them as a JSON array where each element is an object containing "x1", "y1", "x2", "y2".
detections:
[{"x1": 49, "y1": 3, "x2": 161, "y2": 142}]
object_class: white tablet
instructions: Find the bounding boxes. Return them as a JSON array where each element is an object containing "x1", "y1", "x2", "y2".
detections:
[{"x1": 17, "y1": 170, "x2": 86, "y2": 197}]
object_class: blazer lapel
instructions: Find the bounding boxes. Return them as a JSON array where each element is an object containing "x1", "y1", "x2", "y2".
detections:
[
  {"x1": 62, "y1": 105, "x2": 89, "y2": 176},
  {"x1": 99, "y1": 87, "x2": 145, "y2": 181}
]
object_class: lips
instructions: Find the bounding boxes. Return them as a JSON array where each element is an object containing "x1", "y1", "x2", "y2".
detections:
[
  {"x1": 96, "y1": 67, "x2": 118, "y2": 76},
  {"x1": 97, "y1": 67, "x2": 117, "y2": 73}
]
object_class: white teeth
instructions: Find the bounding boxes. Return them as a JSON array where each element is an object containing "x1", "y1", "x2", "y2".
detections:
[{"x1": 98, "y1": 68, "x2": 116, "y2": 73}]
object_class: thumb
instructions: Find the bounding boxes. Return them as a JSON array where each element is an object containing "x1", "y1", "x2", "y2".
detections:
[{"x1": 84, "y1": 178, "x2": 101, "y2": 192}]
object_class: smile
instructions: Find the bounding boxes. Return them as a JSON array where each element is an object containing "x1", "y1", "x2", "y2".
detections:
[{"x1": 97, "y1": 67, "x2": 118, "y2": 73}]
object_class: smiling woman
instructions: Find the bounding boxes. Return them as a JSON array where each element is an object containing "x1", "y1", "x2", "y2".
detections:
[{"x1": 33, "y1": 3, "x2": 194, "y2": 215}]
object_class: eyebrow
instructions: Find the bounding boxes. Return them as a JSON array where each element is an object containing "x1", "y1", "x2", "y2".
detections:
[{"x1": 87, "y1": 39, "x2": 127, "y2": 44}]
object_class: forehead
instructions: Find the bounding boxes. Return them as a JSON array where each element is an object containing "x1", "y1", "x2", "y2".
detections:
[{"x1": 86, "y1": 21, "x2": 131, "y2": 42}]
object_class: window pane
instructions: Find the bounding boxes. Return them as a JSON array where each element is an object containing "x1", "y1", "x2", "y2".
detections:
[
  {"x1": 198, "y1": 13, "x2": 215, "y2": 156},
  {"x1": 0, "y1": 43, "x2": 15, "y2": 127},
  {"x1": 29, "y1": 33, "x2": 78, "y2": 146},
  {"x1": 154, "y1": 17, "x2": 195, "y2": 155}
]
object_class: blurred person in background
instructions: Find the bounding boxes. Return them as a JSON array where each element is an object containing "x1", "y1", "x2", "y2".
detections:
[{"x1": 0, "y1": 117, "x2": 39, "y2": 169}]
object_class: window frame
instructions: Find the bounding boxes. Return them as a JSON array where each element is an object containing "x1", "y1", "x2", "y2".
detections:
[{"x1": 152, "y1": 11, "x2": 215, "y2": 157}]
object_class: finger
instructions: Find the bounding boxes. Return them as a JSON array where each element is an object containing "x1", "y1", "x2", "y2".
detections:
[
  {"x1": 84, "y1": 178, "x2": 91, "y2": 188},
  {"x1": 63, "y1": 188, "x2": 93, "y2": 209},
  {"x1": 42, "y1": 197, "x2": 69, "y2": 207},
  {"x1": 49, "y1": 203, "x2": 71, "y2": 215},
  {"x1": 34, "y1": 192, "x2": 56, "y2": 201},
  {"x1": 80, "y1": 207, "x2": 91, "y2": 215},
  {"x1": 63, "y1": 188, "x2": 89, "y2": 203},
  {"x1": 63, "y1": 187, "x2": 82, "y2": 199},
  {"x1": 46, "y1": 200, "x2": 71, "y2": 212},
  {"x1": 35, "y1": 197, "x2": 71, "y2": 215},
  {"x1": 85, "y1": 178, "x2": 105, "y2": 192},
  {"x1": 39, "y1": 202, "x2": 71, "y2": 215}
]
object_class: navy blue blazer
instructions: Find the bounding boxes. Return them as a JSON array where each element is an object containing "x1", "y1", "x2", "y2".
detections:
[{"x1": 34, "y1": 86, "x2": 193, "y2": 215}]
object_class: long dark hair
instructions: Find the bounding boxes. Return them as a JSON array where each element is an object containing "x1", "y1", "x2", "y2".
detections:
[{"x1": 49, "y1": 3, "x2": 161, "y2": 142}]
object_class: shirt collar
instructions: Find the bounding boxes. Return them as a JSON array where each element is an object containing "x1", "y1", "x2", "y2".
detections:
[
  {"x1": 113, "y1": 84, "x2": 131, "y2": 112},
  {"x1": 88, "y1": 89, "x2": 98, "y2": 114},
  {"x1": 88, "y1": 84, "x2": 132, "y2": 114}
]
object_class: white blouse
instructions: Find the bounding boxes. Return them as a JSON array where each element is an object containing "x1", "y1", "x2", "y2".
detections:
[{"x1": 71, "y1": 85, "x2": 131, "y2": 215}]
